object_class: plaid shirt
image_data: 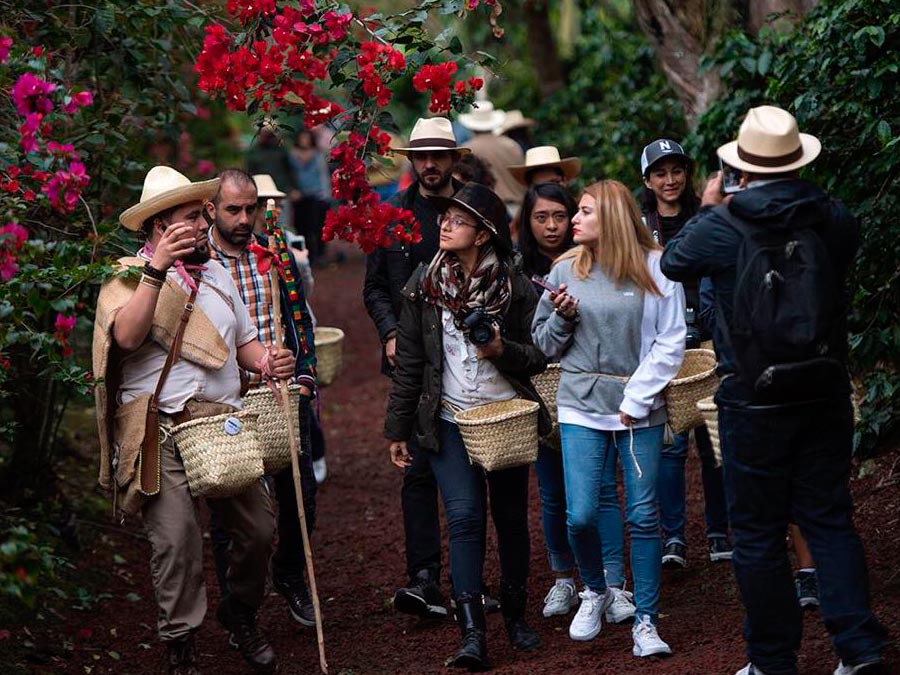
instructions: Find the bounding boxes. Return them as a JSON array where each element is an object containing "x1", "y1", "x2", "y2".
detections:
[{"x1": 209, "y1": 229, "x2": 277, "y2": 386}]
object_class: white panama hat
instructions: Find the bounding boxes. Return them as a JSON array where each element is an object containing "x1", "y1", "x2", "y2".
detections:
[
  {"x1": 717, "y1": 105, "x2": 821, "y2": 174},
  {"x1": 458, "y1": 100, "x2": 507, "y2": 133},
  {"x1": 391, "y1": 117, "x2": 470, "y2": 155},
  {"x1": 508, "y1": 146, "x2": 581, "y2": 185},
  {"x1": 252, "y1": 174, "x2": 286, "y2": 199},
  {"x1": 120, "y1": 166, "x2": 219, "y2": 231}
]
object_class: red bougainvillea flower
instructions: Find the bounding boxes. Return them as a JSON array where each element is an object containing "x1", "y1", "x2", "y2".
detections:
[
  {"x1": 226, "y1": 0, "x2": 276, "y2": 23},
  {"x1": 0, "y1": 222, "x2": 28, "y2": 282},
  {"x1": 412, "y1": 62, "x2": 459, "y2": 113},
  {"x1": 0, "y1": 36, "x2": 12, "y2": 63},
  {"x1": 55, "y1": 314, "x2": 76, "y2": 335},
  {"x1": 11, "y1": 72, "x2": 57, "y2": 116},
  {"x1": 42, "y1": 162, "x2": 89, "y2": 214}
]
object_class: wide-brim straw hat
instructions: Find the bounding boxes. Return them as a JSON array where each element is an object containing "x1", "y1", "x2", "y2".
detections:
[
  {"x1": 717, "y1": 105, "x2": 821, "y2": 174},
  {"x1": 493, "y1": 109, "x2": 535, "y2": 136},
  {"x1": 508, "y1": 146, "x2": 581, "y2": 185},
  {"x1": 120, "y1": 166, "x2": 219, "y2": 231},
  {"x1": 459, "y1": 100, "x2": 507, "y2": 133},
  {"x1": 392, "y1": 117, "x2": 470, "y2": 155},
  {"x1": 252, "y1": 174, "x2": 285, "y2": 199},
  {"x1": 430, "y1": 183, "x2": 511, "y2": 254}
]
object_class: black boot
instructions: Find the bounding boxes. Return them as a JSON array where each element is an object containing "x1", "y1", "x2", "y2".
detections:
[
  {"x1": 166, "y1": 634, "x2": 200, "y2": 675},
  {"x1": 216, "y1": 596, "x2": 277, "y2": 672},
  {"x1": 500, "y1": 582, "x2": 541, "y2": 652},
  {"x1": 451, "y1": 594, "x2": 490, "y2": 672}
]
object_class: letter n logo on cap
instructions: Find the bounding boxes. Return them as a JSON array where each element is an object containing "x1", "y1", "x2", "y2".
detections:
[{"x1": 659, "y1": 140, "x2": 672, "y2": 152}]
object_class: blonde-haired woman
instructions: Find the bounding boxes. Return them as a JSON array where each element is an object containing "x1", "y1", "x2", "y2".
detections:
[{"x1": 532, "y1": 180, "x2": 685, "y2": 658}]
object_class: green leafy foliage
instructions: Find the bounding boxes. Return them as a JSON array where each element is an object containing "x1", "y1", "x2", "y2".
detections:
[
  {"x1": 0, "y1": 524, "x2": 69, "y2": 607},
  {"x1": 689, "y1": 0, "x2": 900, "y2": 453}
]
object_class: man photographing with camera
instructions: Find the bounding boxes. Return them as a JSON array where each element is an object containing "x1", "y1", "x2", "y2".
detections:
[{"x1": 661, "y1": 105, "x2": 887, "y2": 675}]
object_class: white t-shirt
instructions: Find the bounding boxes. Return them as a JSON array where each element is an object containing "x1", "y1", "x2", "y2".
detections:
[
  {"x1": 118, "y1": 260, "x2": 258, "y2": 414},
  {"x1": 440, "y1": 308, "x2": 516, "y2": 420}
]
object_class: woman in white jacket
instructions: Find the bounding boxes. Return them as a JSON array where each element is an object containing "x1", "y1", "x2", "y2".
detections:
[{"x1": 531, "y1": 179, "x2": 685, "y2": 658}]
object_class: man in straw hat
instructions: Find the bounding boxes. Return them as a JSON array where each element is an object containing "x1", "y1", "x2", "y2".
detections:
[
  {"x1": 206, "y1": 168, "x2": 320, "y2": 632},
  {"x1": 460, "y1": 100, "x2": 526, "y2": 214},
  {"x1": 661, "y1": 105, "x2": 888, "y2": 675},
  {"x1": 508, "y1": 145, "x2": 581, "y2": 187},
  {"x1": 93, "y1": 165, "x2": 297, "y2": 673},
  {"x1": 364, "y1": 116, "x2": 468, "y2": 621}
]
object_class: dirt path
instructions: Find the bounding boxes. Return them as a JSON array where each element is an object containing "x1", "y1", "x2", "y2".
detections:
[{"x1": 25, "y1": 251, "x2": 899, "y2": 674}]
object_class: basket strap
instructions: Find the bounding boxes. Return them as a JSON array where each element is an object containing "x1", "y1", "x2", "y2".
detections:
[{"x1": 560, "y1": 369, "x2": 629, "y2": 383}]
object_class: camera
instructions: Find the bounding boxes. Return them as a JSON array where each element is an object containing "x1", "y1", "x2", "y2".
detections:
[
  {"x1": 462, "y1": 309, "x2": 497, "y2": 346},
  {"x1": 685, "y1": 307, "x2": 702, "y2": 349}
]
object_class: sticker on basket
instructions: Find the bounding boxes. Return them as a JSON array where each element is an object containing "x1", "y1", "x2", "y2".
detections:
[{"x1": 223, "y1": 416, "x2": 243, "y2": 435}]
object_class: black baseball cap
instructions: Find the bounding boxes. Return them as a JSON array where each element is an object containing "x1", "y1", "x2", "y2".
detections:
[
  {"x1": 430, "y1": 183, "x2": 512, "y2": 254},
  {"x1": 640, "y1": 138, "x2": 691, "y2": 176}
]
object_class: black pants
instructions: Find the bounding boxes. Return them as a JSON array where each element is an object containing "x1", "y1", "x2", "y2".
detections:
[
  {"x1": 401, "y1": 437, "x2": 442, "y2": 581},
  {"x1": 717, "y1": 383, "x2": 887, "y2": 674}
]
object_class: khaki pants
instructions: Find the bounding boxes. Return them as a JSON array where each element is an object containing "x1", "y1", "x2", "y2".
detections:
[{"x1": 142, "y1": 413, "x2": 275, "y2": 642}]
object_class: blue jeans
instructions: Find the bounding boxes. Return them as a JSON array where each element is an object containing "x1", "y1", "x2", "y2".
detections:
[
  {"x1": 718, "y1": 386, "x2": 887, "y2": 675},
  {"x1": 561, "y1": 423, "x2": 663, "y2": 621},
  {"x1": 427, "y1": 419, "x2": 530, "y2": 598},
  {"x1": 536, "y1": 442, "x2": 627, "y2": 585},
  {"x1": 658, "y1": 425, "x2": 729, "y2": 545}
]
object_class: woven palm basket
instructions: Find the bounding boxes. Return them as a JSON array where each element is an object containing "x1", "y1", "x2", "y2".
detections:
[
  {"x1": 664, "y1": 349, "x2": 718, "y2": 434},
  {"x1": 455, "y1": 399, "x2": 540, "y2": 471},
  {"x1": 697, "y1": 396, "x2": 722, "y2": 467},
  {"x1": 314, "y1": 327, "x2": 345, "y2": 386},
  {"x1": 532, "y1": 364, "x2": 562, "y2": 450},
  {"x1": 242, "y1": 385, "x2": 302, "y2": 474},
  {"x1": 171, "y1": 411, "x2": 264, "y2": 498}
]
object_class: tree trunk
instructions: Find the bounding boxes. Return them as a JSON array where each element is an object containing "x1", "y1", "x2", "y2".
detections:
[
  {"x1": 523, "y1": 0, "x2": 566, "y2": 99},
  {"x1": 633, "y1": 0, "x2": 737, "y2": 124}
]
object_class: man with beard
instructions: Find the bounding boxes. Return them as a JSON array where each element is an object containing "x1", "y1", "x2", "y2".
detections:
[
  {"x1": 206, "y1": 169, "x2": 320, "y2": 632},
  {"x1": 363, "y1": 117, "x2": 467, "y2": 620},
  {"x1": 93, "y1": 166, "x2": 295, "y2": 673}
]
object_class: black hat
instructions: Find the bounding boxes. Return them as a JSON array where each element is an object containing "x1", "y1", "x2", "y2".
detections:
[
  {"x1": 640, "y1": 138, "x2": 691, "y2": 176},
  {"x1": 431, "y1": 183, "x2": 512, "y2": 253}
]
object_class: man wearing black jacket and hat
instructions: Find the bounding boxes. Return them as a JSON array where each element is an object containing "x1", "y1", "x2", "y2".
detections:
[
  {"x1": 661, "y1": 105, "x2": 887, "y2": 675},
  {"x1": 363, "y1": 117, "x2": 465, "y2": 619}
]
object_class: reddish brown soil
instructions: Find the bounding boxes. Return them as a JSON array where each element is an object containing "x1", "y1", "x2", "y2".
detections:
[{"x1": 8, "y1": 249, "x2": 899, "y2": 674}]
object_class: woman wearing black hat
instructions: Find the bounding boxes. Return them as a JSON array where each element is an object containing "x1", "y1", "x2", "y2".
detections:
[
  {"x1": 639, "y1": 139, "x2": 733, "y2": 570},
  {"x1": 385, "y1": 183, "x2": 550, "y2": 671}
]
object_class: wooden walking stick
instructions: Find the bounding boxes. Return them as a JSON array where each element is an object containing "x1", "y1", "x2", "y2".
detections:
[{"x1": 264, "y1": 199, "x2": 328, "y2": 674}]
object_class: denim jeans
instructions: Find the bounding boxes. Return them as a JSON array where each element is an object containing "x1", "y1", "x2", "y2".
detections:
[
  {"x1": 658, "y1": 425, "x2": 729, "y2": 545},
  {"x1": 401, "y1": 436, "x2": 442, "y2": 581},
  {"x1": 427, "y1": 419, "x2": 530, "y2": 597},
  {"x1": 561, "y1": 423, "x2": 663, "y2": 621},
  {"x1": 535, "y1": 442, "x2": 627, "y2": 585},
  {"x1": 717, "y1": 389, "x2": 888, "y2": 674}
]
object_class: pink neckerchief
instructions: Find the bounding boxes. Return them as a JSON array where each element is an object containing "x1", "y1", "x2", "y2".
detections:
[{"x1": 139, "y1": 243, "x2": 206, "y2": 293}]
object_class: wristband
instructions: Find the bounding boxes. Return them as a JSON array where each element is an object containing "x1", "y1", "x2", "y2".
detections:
[{"x1": 143, "y1": 261, "x2": 167, "y2": 281}]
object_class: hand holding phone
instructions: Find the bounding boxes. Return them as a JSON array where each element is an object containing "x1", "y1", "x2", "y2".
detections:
[
  {"x1": 719, "y1": 158, "x2": 744, "y2": 195},
  {"x1": 531, "y1": 274, "x2": 559, "y2": 295}
]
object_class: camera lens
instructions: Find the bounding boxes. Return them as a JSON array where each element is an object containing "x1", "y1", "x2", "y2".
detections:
[{"x1": 470, "y1": 323, "x2": 494, "y2": 346}]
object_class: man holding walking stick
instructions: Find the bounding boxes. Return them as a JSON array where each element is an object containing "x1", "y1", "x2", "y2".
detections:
[{"x1": 206, "y1": 169, "x2": 322, "y2": 632}]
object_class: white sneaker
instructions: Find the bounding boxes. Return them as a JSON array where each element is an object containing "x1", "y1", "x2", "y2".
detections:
[
  {"x1": 605, "y1": 586, "x2": 636, "y2": 624},
  {"x1": 834, "y1": 660, "x2": 884, "y2": 675},
  {"x1": 542, "y1": 579, "x2": 578, "y2": 617},
  {"x1": 735, "y1": 664, "x2": 768, "y2": 675},
  {"x1": 631, "y1": 615, "x2": 672, "y2": 657},
  {"x1": 568, "y1": 588, "x2": 613, "y2": 641},
  {"x1": 313, "y1": 457, "x2": 327, "y2": 484}
]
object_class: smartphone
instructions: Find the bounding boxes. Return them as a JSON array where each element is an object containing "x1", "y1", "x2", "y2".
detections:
[
  {"x1": 719, "y1": 158, "x2": 744, "y2": 194},
  {"x1": 531, "y1": 275, "x2": 559, "y2": 295}
]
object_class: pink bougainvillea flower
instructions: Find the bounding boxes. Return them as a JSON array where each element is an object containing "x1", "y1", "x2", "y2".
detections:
[
  {"x1": 11, "y1": 72, "x2": 56, "y2": 116},
  {"x1": 0, "y1": 223, "x2": 28, "y2": 249},
  {"x1": 62, "y1": 90, "x2": 94, "y2": 114},
  {"x1": 0, "y1": 36, "x2": 12, "y2": 63},
  {"x1": 55, "y1": 314, "x2": 76, "y2": 334}
]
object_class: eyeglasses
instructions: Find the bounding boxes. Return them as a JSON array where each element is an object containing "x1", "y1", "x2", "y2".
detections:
[
  {"x1": 532, "y1": 211, "x2": 570, "y2": 225},
  {"x1": 439, "y1": 213, "x2": 477, "y2": 230}
]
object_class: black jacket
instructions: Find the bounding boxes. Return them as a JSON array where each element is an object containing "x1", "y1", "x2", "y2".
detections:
[
  {"x1": 661, "y1": 179, "x2": 858, "y2": 401},
  {"x1": 363, "y1": 179, "x2": 463, "y2": 375},
  {"x1": 384, "y1": 262, "x2": 551, "y2": 451}
]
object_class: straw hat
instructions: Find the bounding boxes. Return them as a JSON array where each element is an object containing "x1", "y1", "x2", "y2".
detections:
[
  {"x1": 717, "y1": 105, "x2": 821, "y2": 174},
  {"x1": 120, "y1": 166, "x2": 219, "y2": 231},
  {"x1": 391, "y1": 117, "x2": 470, "y2": 155},
  {"x1": 493, "y1": 109, "x2": 535, "y2": 136},
  {"x1": 252, "y1": 174, "x2": 286, "y2": 199},
  {"x1": 508, "y1": 146, "x2": 581, "y2": 185},
  {"x1": 458, "y1": 101, "x2": 507, "y2": 133}
]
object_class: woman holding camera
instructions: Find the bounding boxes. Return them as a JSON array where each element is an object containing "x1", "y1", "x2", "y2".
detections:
[
  {"x1": 639, "y1": 138, "x2": 733, "y2": 569},
  {"x1": 385, "y1": 183, "x2": 550, "y2": 671},
  {"x1": 532, "y1": 180, "x2": 685, "y2": 657}
]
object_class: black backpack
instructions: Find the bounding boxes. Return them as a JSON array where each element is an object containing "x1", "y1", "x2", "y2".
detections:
[{"x1": 717, "y1": 205, "x2": 840, "y2": 395}]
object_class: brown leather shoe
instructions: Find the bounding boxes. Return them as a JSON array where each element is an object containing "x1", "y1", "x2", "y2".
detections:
[
  {"x1": 217, "y1": 597, "x2": 277, "y2": 672},
  {"x1": 166, "y1": 634, "x2": 200, "y2": 675}
]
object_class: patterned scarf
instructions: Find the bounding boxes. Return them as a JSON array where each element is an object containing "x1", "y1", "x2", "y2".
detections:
[{"x1": 421, "y1": 245, "x2": 511, "y2": 332}]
